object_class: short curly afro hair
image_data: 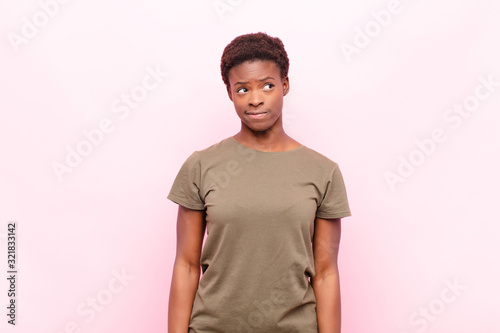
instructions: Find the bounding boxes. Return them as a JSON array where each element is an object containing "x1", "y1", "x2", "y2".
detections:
[{"x1": 220, "y1": 32, "x2": 289, "y2": 89}]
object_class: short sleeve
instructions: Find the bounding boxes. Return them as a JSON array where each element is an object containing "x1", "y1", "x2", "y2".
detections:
[
  {"x1": 167, "y1": 151, "x2": 205, "y2": 210},
  {"x1": 315, "y1": 163, "x2": 351, "y2": 219}
]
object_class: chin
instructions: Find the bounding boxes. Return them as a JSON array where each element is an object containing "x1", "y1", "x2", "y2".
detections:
[{"x1": 244, "y1": 122, "x2": 269, "y2": 132}]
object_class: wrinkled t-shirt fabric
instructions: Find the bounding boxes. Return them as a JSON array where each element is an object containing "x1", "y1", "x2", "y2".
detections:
[{"x1": 167, "y1": 136, "x2": 351, "y2": 333}]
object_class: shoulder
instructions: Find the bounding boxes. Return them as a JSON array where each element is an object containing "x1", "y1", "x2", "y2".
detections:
[
  {"x1": 193, "y1": 137, "x2": 232, "y2": 154},
  {"x1": 184, "y1": 137, "x2": 234, "y2": 163},
  {"x1": 299, "y1": 144, "x2": 339, "y2": 170}
]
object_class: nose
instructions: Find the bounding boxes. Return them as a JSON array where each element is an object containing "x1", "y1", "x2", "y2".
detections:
[{"x1": 248, "y1": 90, "x2": 263, "y2": 107}]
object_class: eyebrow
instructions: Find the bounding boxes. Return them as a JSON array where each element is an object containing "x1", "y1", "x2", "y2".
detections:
[{"x1": 234, "y1": 76, "x2": 275, "y2": 86}]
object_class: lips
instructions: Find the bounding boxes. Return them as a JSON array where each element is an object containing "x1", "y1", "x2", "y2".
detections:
[
  {"x1": 246, "y1": 111, "x2": 267, "y2": 115},
  {"x1": 246, "y1": 111, "x2": 268, "y2": 119}
]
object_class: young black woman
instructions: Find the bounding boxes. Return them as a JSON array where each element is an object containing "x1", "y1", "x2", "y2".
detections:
[{"x1": 167, "y1": 32, "x2": 351, "y2": 333}]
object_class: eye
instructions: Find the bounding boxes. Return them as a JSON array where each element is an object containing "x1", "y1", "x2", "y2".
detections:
[
  {"x1": 263, "y1": 83, "x2": 274, "y2": 91},
  {"x1": 236, "y1": 87, "x2": 248, "y2": 93}
]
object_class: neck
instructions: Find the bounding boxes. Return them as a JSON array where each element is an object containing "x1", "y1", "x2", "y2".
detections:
[{"x1": 234, "y1": 124, "x2": 295, "y2": 152}]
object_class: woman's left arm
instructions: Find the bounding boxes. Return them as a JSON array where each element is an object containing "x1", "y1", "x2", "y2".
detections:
[{"x1": 312, "y1": 217, "x2": 342, "y2": 333}]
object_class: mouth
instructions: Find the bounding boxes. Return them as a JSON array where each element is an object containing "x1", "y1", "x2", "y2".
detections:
[{"x1": 246, "y1": 111, "x2": 268, "y2": 119}]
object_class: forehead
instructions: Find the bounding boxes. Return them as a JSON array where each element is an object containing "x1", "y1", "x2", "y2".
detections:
[{"x1": 228, "y1": 60, "x2": 281, "y2": 83}]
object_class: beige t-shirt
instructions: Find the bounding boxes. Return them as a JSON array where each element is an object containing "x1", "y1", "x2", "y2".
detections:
[{"x1": 167, "y1": 136, "x2": 351, "y2": 333}]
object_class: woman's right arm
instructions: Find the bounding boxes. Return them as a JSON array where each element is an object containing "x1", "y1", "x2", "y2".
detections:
[{"x1": 168, "y1": 205, "x2": 207, "y2": 333}]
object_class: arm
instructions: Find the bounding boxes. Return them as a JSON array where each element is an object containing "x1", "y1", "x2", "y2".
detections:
[
  {"x1": 168, "y1": 205, "x2": 206, "y2": 333},
  {"x1": 311, "y1": 217, "x2": 342, "y2": 333}
]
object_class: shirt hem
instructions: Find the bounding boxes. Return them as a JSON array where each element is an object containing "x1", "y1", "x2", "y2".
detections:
[
  {"x1": 167, "y1": 194, "x2": 205, "y2": 210},
  {"x1": 315, "y1": 211, "x2": 351, "y2": 219}
]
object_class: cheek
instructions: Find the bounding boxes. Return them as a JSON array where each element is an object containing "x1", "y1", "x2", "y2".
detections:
[
  {"x1": 234, "y1": 100, "x2": 244, "y2": 110},
  {"x1": 271, "y1": 96, "x2": 283, "y2": 109},
  {"x1": 233, "y1": 101, "x2": 246, "y2": 115}
]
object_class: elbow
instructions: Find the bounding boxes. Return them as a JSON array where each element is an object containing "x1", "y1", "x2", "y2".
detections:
[
  {"x1": 313, "y1": 265, "x2": 340, "y2": 285},
  {"x1": 173, "y1": 257, "x2": 201, "y2": 277}
]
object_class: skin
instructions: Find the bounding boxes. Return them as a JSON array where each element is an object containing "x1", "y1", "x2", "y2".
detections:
[
  {"x1": 168, "y1": 206, "x2": 206, "y2": 333},
  {"x1": 226, "y1": 59, "x2": 300, "y2": 152},
  {"x1": 168, "y1": 59, "x2": 342, "y2": 333},
  {"x1": 313, "y1": 217, "x2": 342, "y2": 333}
]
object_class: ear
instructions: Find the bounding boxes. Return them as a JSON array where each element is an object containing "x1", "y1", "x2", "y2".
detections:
[
  {"x1": 226, "y1": 84, "x2": 233, "y2": 102},
  {"x1": 282, "y1": 76, "x2": 290, "y2": 96}
]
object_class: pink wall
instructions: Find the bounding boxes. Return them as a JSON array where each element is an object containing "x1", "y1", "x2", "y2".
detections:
[{"x1": 1, "y1": 0, "x2": 499, "y2": 332}]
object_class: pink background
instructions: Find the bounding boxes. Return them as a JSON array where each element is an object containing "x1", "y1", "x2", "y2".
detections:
[{"x1": 1, "y1": 0, "x2": 499, "y2": 332}]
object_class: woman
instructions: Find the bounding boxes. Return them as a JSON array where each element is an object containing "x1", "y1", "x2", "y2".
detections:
[{"x1": 167, "y1": 32, "x2": 351, "y2": 333}]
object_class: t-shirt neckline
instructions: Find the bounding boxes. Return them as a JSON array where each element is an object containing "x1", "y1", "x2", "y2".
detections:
[{"x1": 228, "y1": 136, "x2": 305, "y2": 154}]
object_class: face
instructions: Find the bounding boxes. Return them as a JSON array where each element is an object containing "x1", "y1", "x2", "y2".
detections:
[{"x1": 226, "y1": 60, "x2": 289, "y2": 134}]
